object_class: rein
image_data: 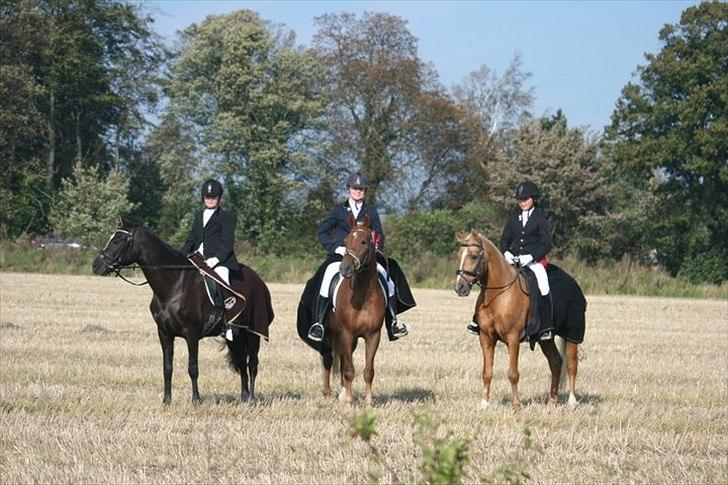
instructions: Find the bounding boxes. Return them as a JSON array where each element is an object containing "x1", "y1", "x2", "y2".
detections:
[
  {"x1": 100, "y1": 228, "x2": 195, "y2": 287},
  {"x1": 456, "y1": 242, "x2": 524, "y2": 292}
]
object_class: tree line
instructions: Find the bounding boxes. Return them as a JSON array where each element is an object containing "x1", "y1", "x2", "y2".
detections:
[{"x1": 1, "y1": 1, "x2": 725, "y2": 283}]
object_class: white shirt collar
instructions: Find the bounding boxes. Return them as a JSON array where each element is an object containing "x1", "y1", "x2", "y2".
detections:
[{"x1": 348, "y1": 198, "x2": 363, "y2": 218}]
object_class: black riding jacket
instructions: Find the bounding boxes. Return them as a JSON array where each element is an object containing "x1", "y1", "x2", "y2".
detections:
[
  {"x1": 499, "y1": 207, "x2": 553, "y2": 261},
  {"x1": 317, "y1": 201, "x2": 384, "y2": 255},
  {"x1": 181, "y1": 207, "x2": 240, "y2": 270}
]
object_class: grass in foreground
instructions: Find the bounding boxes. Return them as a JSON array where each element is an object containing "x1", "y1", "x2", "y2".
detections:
[{"x1": 0, "y1": 272, "x2": 726, "y2": 483}]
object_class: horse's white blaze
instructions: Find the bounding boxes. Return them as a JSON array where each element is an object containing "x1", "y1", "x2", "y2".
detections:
[{"x1": 456, "y1": 247, "x2": 468, "y2": 287}]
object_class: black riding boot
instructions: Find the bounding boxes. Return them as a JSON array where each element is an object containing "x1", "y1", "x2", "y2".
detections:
[
  {"x1": 467, "y1": 313, "x2": 479, "y2": 335},
  {"x1": 307, "y1": 296, "x2": 330, "y2": 342},
  {"x1": 385, "y1": 297, "x2": 409, "y2": 342},
  {"x1": 539, "y1": 294, "x2": 554, "y2": 341}
]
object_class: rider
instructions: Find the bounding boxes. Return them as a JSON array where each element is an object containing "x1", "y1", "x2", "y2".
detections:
[
  {"x1": 181, "y1": 179, "x2": 240, "y2": 341},
  {"x1": 307, "y1": 172, "x2": 413, "y2": 343},
  {"x1": 467, "y1": 181, "x2": 554, "y2": 342}
]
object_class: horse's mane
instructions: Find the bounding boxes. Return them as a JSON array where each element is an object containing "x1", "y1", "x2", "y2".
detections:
[{"x1": 135, "y1": 224, "x2": 190, "y2": 265}]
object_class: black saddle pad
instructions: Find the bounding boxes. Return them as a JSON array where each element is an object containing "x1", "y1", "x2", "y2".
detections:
[{"x1": 547, "y1": 264, "x2": 587, "y2": 343}]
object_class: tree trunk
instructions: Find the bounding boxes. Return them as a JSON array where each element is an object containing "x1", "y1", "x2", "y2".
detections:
[
  {"x1": 75, "y1": 111, "x2": 82, "y2": 165},
  {"x1": 47, "y1": 90, "x2": 55, "y2": 189}
]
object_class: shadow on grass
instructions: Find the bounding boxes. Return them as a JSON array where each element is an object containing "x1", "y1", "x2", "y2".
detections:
[
  {"x1": 374, "y1": 387, "x2": 436, "y2": 405},
  {"x1": 497, "y1": 392, "x2": 604, "y2": 408},
  {"x1": 201, "y1": 389, "x2": 305, "y2": 405}
]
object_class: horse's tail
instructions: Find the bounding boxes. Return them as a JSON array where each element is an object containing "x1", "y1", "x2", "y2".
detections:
[{"x1": 223, "y1": 336, "x2": 247, "y2": 374}]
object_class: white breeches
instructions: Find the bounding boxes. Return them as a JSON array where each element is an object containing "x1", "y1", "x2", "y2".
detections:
[
  {"x1": 319, "y1": 262, "x2": 394, "y2": 297},
  {"x1": 526, "y1": 261, "x2": 549, "y2": 295},
  {"x1": 214, "y1": 266, "x2": 230, "y2": 285}
]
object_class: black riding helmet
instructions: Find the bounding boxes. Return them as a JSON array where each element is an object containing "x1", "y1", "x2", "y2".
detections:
[
  {"x1": 201, "y1": 179, "x2": 223, "y2": 199},
  {"x1": 515, "y1": 181, "x2": 539, "y2": 200},
  {"x1": 346, "y1": 172, "x2": 369, "y2": 188}
]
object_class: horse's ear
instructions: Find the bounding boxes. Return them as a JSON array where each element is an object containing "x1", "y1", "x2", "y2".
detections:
[
  {"x1": 120, "y1": 215, "x2": 131, "y2": 227},
  {"x1": 347, "y1": 213, "x2": 356, "y2": 228},
  {"x1": 362, "y1": 214, "x2": 371, "y2": 228}
]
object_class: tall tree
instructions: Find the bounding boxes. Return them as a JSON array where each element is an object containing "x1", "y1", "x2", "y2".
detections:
[
  {"x1": 166, "y1": 10, "x2": 324, "y2": 251},
  {"x1": 606, "y1": 1, "x2": 727, "y2": 277},
  {"x1": 313, "y1": 12, "x2": 440, "y2": 206}
]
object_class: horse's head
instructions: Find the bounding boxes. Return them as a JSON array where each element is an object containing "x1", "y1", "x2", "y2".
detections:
[
  {"x1": 455, "y1": 230, "x2": 487, "y2": 297},
  {"x1": 340, "y1": 213, "x2": 374, "y2": 279},
  {"x1": 92, "y1": 217, "x2": 141, "y2": 276}
]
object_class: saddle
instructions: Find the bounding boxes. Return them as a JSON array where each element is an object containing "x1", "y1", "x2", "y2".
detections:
[
  {"x1": 325, "y1": 271, "x2": 388, "y2": 311},
  {"x1": 188, "y1": 253, "x2": 247, "y2": 330}
]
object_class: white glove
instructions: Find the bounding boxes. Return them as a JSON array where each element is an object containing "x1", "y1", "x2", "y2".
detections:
[
  {"x1": 518, "y1": 254, "x2": 534, "y2": 265},
  {"x1": 334, "y1": 246, "x2": 346, "y2": 256},
  {"x1": 205, "y1": 257, "x2": 220, "y2": 268},
  {"x1": 503, "y1": 251, "x2": 516, "y2": 264}
]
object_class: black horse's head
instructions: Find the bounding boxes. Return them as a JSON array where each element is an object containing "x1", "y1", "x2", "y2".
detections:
[{"x1": 92, "y1": 217, "x2": 141, "y2": 276}]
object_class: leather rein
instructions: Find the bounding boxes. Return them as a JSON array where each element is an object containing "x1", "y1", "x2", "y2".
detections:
[
  {"x1": 99, "y1": 229, "x2": 195, "y2": 286},
  {"x1": 456, "y1": 242, "x2": 526, "y2": 294}
]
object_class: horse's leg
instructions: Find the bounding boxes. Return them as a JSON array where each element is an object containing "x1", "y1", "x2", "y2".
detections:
[
  {"x1": 478, "y1": 332, "x2": 496, "y2": 409},
  {"x1": 247, "y1": 334, "x2": 260, "y2": 401},
  {"x1": 539, "y1": 339, "x2": 563, "y2": 406},
  {"x1": 321, "y1": 351, "x2": 333, "y2": 397},
  {"x1": 158, "y1": 327, "x2": 174, "y2": 404},
  {"x1": 506, "y1": 335, "x2": 522, "y2": 410},
  {"x1": 362, "y1": 331, "x2": 382, "y2": 407},
  {"x1": 185, "y1": 338, "x2": 201, "y2": 403},
  {"x1": 566, "y1": 341, "x2": 579, "y2": 407},
  {"x1": 338, "y1": 333, "x2": 355, "y2": 405},
  {"x1": 238, "y1": 340, "x2": 250, "y2": 401}
]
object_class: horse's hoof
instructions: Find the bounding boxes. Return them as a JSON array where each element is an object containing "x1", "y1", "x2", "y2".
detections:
[
  {"x1": 192, "y1": 396, "x2": 202, "y2": 405},
  {"x1": 511, "y1": 401, "x2": 523, "y2": 411},
  {"x1": 162, "y1": 396, "x2": 171, "y2": 405},
  {"x1": 479, "y1": 399, "x2": 491, "y2": 410},
  {"x1": 322, "y1": 388, "x2": 332, "y2": 398},
  {"x1": 568, "y1": 394, "x2": 578, "y2": 408}
]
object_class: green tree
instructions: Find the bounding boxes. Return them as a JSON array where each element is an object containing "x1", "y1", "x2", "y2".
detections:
[
  {"x1": 606, "y1": 1, "x2": 728, "y2": 277},
  {"x1": 487, "y1": 114, "x2": 613, "y2": 259},
  {"x1": 166, "y1": 10, "x2": 324, "y2": 251},
  {"x1": 49, "y1": 161, "x2": 136, "y2": 247}
]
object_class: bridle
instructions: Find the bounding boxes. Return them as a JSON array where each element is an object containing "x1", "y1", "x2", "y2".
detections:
[
  {"x1": 456, "y1": 242, "x2": 523, "y2": 293},
  {"x1": 344, "y1": 228, "x2": 373, "y2": 273},
  {"x1": 456, "y1": 243, "x2": 486, "y2": 288},
  {"x1": 99, "y1": 228, "x2": 193, "y2": 286}
]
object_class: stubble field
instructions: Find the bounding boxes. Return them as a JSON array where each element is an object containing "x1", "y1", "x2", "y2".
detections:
[{"x1": 1, "y1": 272, "x2": 726, "y2": 483}]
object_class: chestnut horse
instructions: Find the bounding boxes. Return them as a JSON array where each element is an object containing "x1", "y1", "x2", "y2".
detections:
[
  {"x1": 321, "y1": 214, "x2": 386, "y2": 406},
  {"x1": 455, "y1": 231, "x2": 581, "y2": 409}
]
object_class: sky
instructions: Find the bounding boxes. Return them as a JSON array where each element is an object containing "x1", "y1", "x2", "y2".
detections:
[{"x1": 146, "y1": 0, "x2": 699, "y2": 131}]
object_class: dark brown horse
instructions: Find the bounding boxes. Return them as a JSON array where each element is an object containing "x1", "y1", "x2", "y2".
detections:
[
  {"x1": 455, "y1": 231, "x2": 581, "y2": 409},
  {"x1": 92, "y1": 218, "x2": 273, "y2": 404},
  {"x1": 321, "y1": 214, "x2": 386, "y2": 406}
]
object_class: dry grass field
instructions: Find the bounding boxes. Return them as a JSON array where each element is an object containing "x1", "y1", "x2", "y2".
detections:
[{"x1": 1, "y1": 272, "x2": 726, "y2": 484}]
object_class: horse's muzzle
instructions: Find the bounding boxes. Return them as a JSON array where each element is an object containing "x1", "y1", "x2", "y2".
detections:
[
  {"x1": 92, "y1": 255, "x2": 113, "y2": 276},
  {"x1": 455, "y1": 283, "x2": 471, "y2": 297},
  {"x1": 340, "y1": 264, "x2": 354, "y2": 279}
]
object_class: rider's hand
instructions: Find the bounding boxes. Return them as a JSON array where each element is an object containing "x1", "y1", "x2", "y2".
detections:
[
  {"x1": 205, "y1": 257, "x2": 220, "y2": 268},
  {"x1": 334, "y1": 246, "x2": 346, "y2": 256},
  {"x1": 518, "y1": 254, "x2": 534, "y2": 266},
  {"x1": 503, "y1": 251, "x2": 516, "y2": 265}
]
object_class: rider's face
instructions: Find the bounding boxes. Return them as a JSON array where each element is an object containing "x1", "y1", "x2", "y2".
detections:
[
  {"x1": 203, "y1": 196, "x2": 220, "y2": 209},
  {"x1": 517, "y1": 197, "x2": 534, "y2": 211},
  {"x1": 348, "y1": 186, "x2": 366, "y2": 203}
]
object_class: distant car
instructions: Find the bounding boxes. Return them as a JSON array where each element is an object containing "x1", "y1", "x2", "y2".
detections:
[{"x1": 31, "y1": 235, "x2": 88, "y2": 250}]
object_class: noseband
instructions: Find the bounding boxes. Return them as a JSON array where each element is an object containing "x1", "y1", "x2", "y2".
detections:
[
  {"x1": 344, "y1": 228, "x2": 373, "y2": 273},
  {"x1": 456, "y1": 243, "x2": 485, "y2": 288}
]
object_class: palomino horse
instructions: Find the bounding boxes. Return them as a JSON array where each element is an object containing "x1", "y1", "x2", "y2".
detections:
[
  {"x1": 321, "y1": 214, "x2": 386, "y2": 406},
  {"x1": 92, "y1": 218, "x2": 273, "y2": 404},
  {"x1": 455, "y1": 231, "x2": 582, "y2": 409}
]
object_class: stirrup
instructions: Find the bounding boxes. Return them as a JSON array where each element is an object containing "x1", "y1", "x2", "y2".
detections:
[
  {"x1": 308, "y1": 322, "x2": 324, "y2": 342},
  {"x1": 467, "y1": 322, "x2": 480, "y2": 335},
  {"x1": 539, "y1": 330, "x2": 554, "y2": 341},
  {"x1": 391, "y1": 320, "x2": 409, "y2": 338}
]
